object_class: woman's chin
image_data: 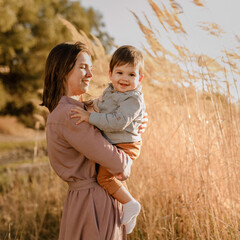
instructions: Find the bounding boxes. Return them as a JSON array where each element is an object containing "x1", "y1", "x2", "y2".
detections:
[{"x1": 76, "y1": 87, "x2": 89, "y2": 95}]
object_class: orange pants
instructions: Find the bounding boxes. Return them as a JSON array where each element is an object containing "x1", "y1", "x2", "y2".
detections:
[{"x1": 97, "y1": 141, "x2": 141, "y2": 195}]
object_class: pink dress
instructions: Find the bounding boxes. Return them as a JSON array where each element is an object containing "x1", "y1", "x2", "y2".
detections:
[{"x1": 46, "y1": 96, "x2": 132, "y2": 240}]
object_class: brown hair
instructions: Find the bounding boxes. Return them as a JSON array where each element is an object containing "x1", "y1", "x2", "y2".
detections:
[
  {"x1": 41, "y1": 42, "x2": 91, "y2": 112},
  {"x1": 109, "y1": 45, "x2": 144, "y2": 75}
]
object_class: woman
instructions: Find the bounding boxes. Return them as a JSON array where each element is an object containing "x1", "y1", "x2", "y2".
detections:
[{"x1": 41, "y1": 42, "x2": 138, "y2": 240}]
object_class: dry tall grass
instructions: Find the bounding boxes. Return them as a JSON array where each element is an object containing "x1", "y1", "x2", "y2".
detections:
[
  {"x1": 127, "y1": 1, "x2": 240, "y2": 239},
  {"x1": 0, "y1": 0, "x2": 240, "y2": 239},
  {"x1": 128, "y1": 90, "x2": 240, "y2": 239}
]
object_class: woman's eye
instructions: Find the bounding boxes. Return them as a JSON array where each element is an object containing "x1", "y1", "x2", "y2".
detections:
[{"x1": 80, "y1": 64, "x2": 88, "y2": 69}]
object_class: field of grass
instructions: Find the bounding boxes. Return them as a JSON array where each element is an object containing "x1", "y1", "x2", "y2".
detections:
[
  {"x1": 1, "y1": 0, "x2": 240, "y2": 239},
  {"x1": 0, "y1": 87, "x2": 239, "y2": 239}
]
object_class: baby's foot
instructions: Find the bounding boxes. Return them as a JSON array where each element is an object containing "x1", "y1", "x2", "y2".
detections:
[
  {"x1": 121, "y1": 199, "x2": 141, "y2": 224},
  {"x1": 125, "y1": 217, "x2": 137, "y2": 234}
]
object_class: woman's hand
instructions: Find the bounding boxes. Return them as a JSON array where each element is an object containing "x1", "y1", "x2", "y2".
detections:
[
  {"x1": 138, "y1": 112, "x2": 148, "y2": 133},
  {"x1": 71, "y1": 107, "x2": 91, "y2": 124},
  {"x1": 115, "y1": 173, "x2": 124, "y2": 181}
]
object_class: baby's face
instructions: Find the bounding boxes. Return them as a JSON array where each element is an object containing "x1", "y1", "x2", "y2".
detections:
[{"x1": 109, "y1": 63, "x2": 143, "y2": 92}]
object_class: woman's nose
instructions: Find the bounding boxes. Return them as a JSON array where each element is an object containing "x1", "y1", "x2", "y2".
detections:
[{"x1": 86, "y1": 68, "x2": 93, "y2": 77}]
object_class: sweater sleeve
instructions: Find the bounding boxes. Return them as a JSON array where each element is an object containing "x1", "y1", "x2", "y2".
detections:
[
  {"x1": 89, "y1": 95, "x2": 141, "y2": 132},
  {"x1": 62, "y1": 110, "x2": 132, "y2": 179}
]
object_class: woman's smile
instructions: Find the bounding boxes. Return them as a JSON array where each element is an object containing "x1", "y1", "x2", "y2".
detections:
[{"x1": 82, "y1": 79, "x2": 90, "y2": 86}]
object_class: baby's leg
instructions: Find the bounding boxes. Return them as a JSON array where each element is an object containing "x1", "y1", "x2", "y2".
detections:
[
  {"x1": 112, "y1": 182, "x2": 133, "y2": 203},
  {"x1": 97, "y1": 141, "x2": 141, "y2": 198},
  {"x1": 97, "y1": 166, "x2": 135, "y2": 203},
  {"x1": 116, "y1": 141, "x2": 141, "y2": 161},
  {"x1": 97, "y1": 166, "x2": 122, "y2": 195},
  {"x1": 113, "y1": 184, "x2": 141, "y2": 234},
  {"x1": 115, "y1": 142, "x2": 142, "y2": 233},
  {"x1": 97, "y1": 142, "x2": 142, "y2": 234},
  {"x1": 97, "y1": 165, "x2": 141, "y2": 234}
]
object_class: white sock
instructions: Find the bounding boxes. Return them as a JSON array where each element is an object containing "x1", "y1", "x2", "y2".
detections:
[
  {"x1": 121, "y1": 199, "x2": 141, "y2": 225},
  {"x1": 125, "y1": 217, "x2": 137, "y2": 234}
]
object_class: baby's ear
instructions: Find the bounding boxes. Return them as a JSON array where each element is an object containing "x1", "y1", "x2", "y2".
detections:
[{"x1": 139, "y1": 74, "x2": 144, "y2": 82}]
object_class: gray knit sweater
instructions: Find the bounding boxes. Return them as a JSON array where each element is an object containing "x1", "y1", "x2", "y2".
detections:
[{"x1": 89, "y1": 83, "x2": 145, "y2": 144}]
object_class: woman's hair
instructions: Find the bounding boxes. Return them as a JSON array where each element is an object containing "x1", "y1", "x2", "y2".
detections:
[
  {"x1": 41, "y1": 42, "x2": 91, "y2": 112},
  {"x1": 109, "y1": 45, "x2": 144, "y2": 75}
]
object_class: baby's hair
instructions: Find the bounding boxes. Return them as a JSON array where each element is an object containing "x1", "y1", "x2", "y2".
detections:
[{"x1": 109, "y1": 45, "x2": 144, "y2": 75}]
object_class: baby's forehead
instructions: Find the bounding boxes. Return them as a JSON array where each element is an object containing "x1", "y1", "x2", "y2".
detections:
[{"x1": 114, "y1": 62, "x2": 139, "y2": 70}]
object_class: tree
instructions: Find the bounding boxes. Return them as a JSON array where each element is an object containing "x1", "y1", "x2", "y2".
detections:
[{"x1": 0, "y1": 0, "x2": 113, "y2": 127}]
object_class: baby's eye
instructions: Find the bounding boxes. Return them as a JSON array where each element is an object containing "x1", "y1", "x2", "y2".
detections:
[
  {"x1": 130, "y1": 73, "x2": 136, "y2": 77},
  {"x1": 117, "y1": 71, "x2": 122, "y2": 75}
]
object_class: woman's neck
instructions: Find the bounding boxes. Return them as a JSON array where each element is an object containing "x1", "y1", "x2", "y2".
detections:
[{"x1": 70, "y1": 95, "x2": 83, "y2": 102}]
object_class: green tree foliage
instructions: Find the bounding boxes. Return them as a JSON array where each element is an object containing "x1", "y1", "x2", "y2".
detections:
[{"x1": 0, "y1": 0, "x2": 113, "y2": 127}]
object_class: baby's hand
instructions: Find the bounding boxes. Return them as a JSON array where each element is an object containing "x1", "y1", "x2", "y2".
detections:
[{"x1": 71, "y1": 107, "x2": 91, "y2": 124}]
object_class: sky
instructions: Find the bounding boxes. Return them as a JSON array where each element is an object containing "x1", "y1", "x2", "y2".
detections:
[
  {"x1": 79, "y1": 0, "x2": 240, "y2": 101},
  {"x1": 80, "y1": 0, "x2": 240, "y2": 55},
  {"x1": 80, "y1": 0, "x2": 150, "y2": 52}
]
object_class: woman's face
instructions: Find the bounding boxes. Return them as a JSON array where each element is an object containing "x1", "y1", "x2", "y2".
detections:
[{"x1": 65, "y1": 52, "x2": 93, "y2": 97}]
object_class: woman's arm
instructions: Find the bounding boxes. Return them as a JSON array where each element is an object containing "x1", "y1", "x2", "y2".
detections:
[{"x1": 62, "y1": 110, "x2": 132, "y2": 179}]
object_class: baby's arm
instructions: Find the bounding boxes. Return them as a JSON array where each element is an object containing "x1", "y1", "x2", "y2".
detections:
[{"x1": 72, "y1": 96, "x2": 141, "y2": 132}]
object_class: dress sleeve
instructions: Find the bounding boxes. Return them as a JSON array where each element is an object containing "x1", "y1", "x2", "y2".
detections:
[
  {"x1": 89, "y1": 95, "x2": 141, "y2": 132},
  {"x1": 62, "y1": 111, "x2": 132, "y2": 179}
]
